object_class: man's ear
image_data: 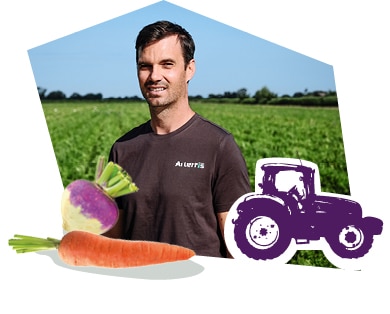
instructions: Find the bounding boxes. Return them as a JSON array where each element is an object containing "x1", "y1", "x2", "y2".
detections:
[{"x1": 186, "y1": 59, "x2": 196, "y2": 83}]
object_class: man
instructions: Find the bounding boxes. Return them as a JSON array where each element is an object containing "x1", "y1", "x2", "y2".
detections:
[{"x1": 106, "y1": 20, "x2": 251, "y2": 258}]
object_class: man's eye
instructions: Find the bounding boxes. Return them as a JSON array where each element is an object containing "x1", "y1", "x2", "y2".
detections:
[
  {"x1": 138, "y1": 64, "x2": 149, "y2": 70},
  {"x1": 163, "y1": 63, "x2": 174, "y2": 68}
]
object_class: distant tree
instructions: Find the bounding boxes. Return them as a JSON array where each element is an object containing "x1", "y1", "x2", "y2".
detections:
[
  {"x1": 293, "y1": 92, "x2": 304, "y2": 98},
  {"x1": 128, "y1": 95, "x2": 143, "y2": 101},
  {"x1": 69, "y1": 92, "x2": 82, "y2": 100},
  {"x1": 83, "y1": 93, "x2": 103, "y2": 100},
  {"x1": 237, "y1": 88, "x2": 249, "y2": 102},
  {"x1": 223, "y1": 91, "x2": 236, "y2": 98},
  {"x1": 46, "y1": 90, "x2": 66, "y2": 100},
  {"x1": 254, "y1": 86, "x2": 277, "y2": 104},
  {"x1": 189, "y1": 95, "x2": 203, "y2": 100},
  {"x1": 208, "y1": 93, "x2": 223, "y2": 98},
  {"x1": 37, "y1": 87, "x2": 47, "y2": 99}
]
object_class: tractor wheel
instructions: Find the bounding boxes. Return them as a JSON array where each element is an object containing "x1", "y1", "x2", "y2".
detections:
[
  {"x1": 326, "y1": 223, "x2": 374, "y2": 259},
  {"x1": 233, "y1": 199, "x2": 291, "y2": 260}
]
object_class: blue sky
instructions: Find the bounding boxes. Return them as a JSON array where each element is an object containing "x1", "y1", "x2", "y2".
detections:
[{"x1": 28, "y1": 1, "x2": 336, "y2": 99}]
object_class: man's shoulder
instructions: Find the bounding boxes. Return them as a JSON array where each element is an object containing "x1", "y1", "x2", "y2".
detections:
[
  {"x1": 194, "y1": 114, "x2": 231, "y2": 136},
  {"x1": 114, "y1": 120, "x2": 152, "y2": 143}
]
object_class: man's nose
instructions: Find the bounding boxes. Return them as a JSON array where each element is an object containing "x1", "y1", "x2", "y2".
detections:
[{"x1": 149, "y1": 66, "x2": 163, "y2": 82}]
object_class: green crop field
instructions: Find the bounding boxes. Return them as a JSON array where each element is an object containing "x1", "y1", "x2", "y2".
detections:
[{"x1": 42, "y1": 100, "x2": 350, "y2": 268}]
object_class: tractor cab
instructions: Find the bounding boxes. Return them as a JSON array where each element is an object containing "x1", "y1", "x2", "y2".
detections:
[{"x1": 257, "y1": 162, "x2": 316, "y2": 211}]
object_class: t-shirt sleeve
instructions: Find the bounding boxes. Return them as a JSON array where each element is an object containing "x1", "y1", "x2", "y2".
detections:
[{"x1": 212, "y1": 134, "x2": 251, "y2": 213}]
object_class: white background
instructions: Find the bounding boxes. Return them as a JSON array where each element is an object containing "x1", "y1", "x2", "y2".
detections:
[{"x1": 1, "y1": 0, "x2": 389, "y2": 312}]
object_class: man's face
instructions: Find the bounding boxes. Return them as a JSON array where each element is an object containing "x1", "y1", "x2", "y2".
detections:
[{"x1": 137, "y1": 35, "x2": 195, "y2": 109}]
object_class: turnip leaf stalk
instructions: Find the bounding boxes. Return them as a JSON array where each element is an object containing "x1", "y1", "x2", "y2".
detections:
[
  {"x1": 94, "y1": 155, "x2": 106, "y2": 183},
  {"x1": 61, "y1": 156, "x2": 138, "y2": 235},
  {"x1": 95, "y1": 156, "x2": 138, "y2": 198}
]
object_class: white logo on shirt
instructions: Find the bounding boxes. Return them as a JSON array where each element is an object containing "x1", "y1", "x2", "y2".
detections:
[{"x1": 175, "y1": 161, "x2": 205, "y2": 169}]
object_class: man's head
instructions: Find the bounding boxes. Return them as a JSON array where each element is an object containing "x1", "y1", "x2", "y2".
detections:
[
  {"x1": 135, "y1": 21, "x2": 196, "y2": 110},
  {"x1": 135, "y1": 20, "x2": 195, "y2": 68}
]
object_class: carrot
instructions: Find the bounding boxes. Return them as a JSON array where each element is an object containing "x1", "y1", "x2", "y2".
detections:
[{"x1": 9, "y1": 231, "x2": 196, "y2": 268}]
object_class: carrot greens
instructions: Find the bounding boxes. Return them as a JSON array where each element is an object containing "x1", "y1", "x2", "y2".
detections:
[{"x1": 9, "y1": 235, "x2": 61, "y2": 253}]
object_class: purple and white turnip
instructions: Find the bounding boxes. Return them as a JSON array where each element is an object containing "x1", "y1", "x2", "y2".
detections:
[{"x1": 61, "y1": 156, "x2": 138, "y2": 234}]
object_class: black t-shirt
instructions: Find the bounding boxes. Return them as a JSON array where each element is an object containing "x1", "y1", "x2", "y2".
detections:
[{"x1": 109, "y1": 113, "x2": 251, "y2": 257}]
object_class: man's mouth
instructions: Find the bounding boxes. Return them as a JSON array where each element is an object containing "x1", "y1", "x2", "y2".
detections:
[
  {"x1": 146, "y1": 86, "x2": 167, "y2": 98},
  {"x1": 148, "y1": 87, "x2": 165, "y2": 92}
]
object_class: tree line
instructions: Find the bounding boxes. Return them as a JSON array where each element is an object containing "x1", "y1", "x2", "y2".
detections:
[{"x1": 38, "y1": 86, "x2": 338, "y2": 107}]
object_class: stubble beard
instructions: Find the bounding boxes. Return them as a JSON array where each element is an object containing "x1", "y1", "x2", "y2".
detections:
[
  {"x1": 145, "y1": 93, "x2": 172, "y2": 112},
  {"x1": 144, "y1": 85, "x2": 186, "y2": 115}
]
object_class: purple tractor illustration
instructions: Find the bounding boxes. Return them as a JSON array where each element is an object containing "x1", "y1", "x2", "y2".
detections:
[{"x1": 226, "y1": 158, "x2": 383, "y2": 264}]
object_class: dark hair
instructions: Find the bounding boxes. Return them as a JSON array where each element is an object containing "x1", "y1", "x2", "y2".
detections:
[{"x1": 135, "y1": 20, "x2": 195, "y2": 66}]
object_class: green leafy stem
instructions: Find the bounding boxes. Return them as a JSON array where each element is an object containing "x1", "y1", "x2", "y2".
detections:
[
  {"x1": 95, "y1": 156, "x2": 139, "y2": 198},
  {"x1": 9, "y1": 234, "x2": 60, "y2": 253}
]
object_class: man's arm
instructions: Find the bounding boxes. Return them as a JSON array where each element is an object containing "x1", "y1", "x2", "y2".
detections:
[{"x1": 217, "y1": 211, "x2": 233, "y2": 258}]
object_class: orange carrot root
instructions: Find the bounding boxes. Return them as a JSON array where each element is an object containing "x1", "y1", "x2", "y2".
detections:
[{"x1": 58, "y1": 231, "x2": 196, "y2": 268}]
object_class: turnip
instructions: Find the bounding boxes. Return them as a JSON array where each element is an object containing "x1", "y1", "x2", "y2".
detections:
[{"x1": 61, "y1": 156, "x2": 138, "y2": 234}]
